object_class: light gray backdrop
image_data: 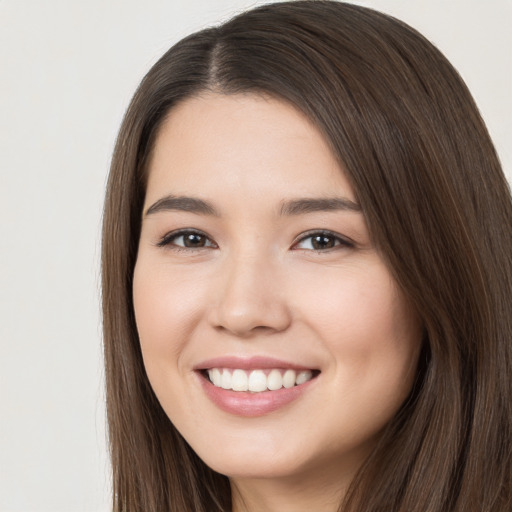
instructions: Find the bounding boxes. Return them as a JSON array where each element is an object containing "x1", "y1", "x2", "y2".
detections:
[{"x1": 1, "y1": 1, "x2": 510, "y2": 511}]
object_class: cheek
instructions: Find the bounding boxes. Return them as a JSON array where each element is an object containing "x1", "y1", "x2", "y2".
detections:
[
  {"x1": 299, "y1": 267, "x2": 421, "y2": 442},
  {"x1": 132, "y1": 260, "x2": 213, "y2": 431},
  {"x1": 132, "y1": 260, "x2": 206, "y2": 365},
  {"x1": 293, "y1": 261, "x2": 421, "y2": 387},
  {"x1": 294, "y1": 262, "x2": 410, "y2": 336}
]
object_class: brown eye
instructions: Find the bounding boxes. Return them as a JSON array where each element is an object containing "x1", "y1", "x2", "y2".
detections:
[
  {"x1": 182, "y1": 232, "x2": 208, "y2": 247},
  {"x1": 310, "y1": 234, "x2": 336, "y2": 250},
  {"x1": 293, "y1": 231, "x2": 353, "y2": 251},
  {"x1": 157, "y1": 230, "x2": 217, "y2": 249}
]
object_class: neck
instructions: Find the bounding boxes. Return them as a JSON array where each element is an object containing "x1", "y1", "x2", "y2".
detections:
[{"x1": 230, "y1": 462, "x2": 356, "y2": 512}]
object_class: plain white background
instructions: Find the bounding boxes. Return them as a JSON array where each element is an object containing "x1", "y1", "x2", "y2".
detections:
[{"x1": 1, "y1": 1, "x2": 510, "y2": 511}]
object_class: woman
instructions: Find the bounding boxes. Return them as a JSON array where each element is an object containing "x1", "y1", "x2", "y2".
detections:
[{"x1": 101, "y1": 1, "x2": 512, "y2": 510}]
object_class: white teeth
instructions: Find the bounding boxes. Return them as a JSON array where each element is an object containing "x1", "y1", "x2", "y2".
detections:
[
  {"x1": 248, "y1": 370, "x2": 267, "y2": 392},
  {"x1": 211, "y1": 368, "x2": 221, "y2": 387},
  {"x1": 267, "y1": 369, "x2": 283, "y2": 390},
  {"x1": 283, "y1": 369, "x2": 296, "y2": 389},
  {"x1": 206, "y1": 368, "x2": 315, "y2": 392},
  {"x1": 296, "y1": 370, "x2": 313, "y2": 385},
  {"x1": 221, "y1": 369, "x2": 231, "y2": 389},
  {"x1": 231, "y1": 369, "x2": 248, "y2": 391}
]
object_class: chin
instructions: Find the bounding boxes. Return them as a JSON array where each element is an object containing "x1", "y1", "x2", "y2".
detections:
[{"x1": 206, "y1": 455, "x2": 310, "y2": 481}]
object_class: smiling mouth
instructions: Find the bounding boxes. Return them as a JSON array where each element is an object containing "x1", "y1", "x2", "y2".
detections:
[{"x1": 202, "y1": 368, "x2": 320, "y2": 393}]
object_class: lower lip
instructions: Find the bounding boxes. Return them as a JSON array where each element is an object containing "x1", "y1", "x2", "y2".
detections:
[{"x1": 197, "y1": 372, "x2": 316, "y2": 417}]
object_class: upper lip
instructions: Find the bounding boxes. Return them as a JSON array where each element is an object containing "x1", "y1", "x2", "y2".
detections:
[{"x1": 194, "y1": 356, "x2": 317, "y2": 371}]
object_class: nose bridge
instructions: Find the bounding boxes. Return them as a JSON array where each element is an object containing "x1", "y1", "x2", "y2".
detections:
[{"x1": 210, "y1": 245, "x2": 291, "y2": 336}]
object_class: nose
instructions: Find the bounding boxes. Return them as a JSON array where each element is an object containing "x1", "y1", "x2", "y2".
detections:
[{"x1": 208, "y1": 253, "x2": 292, "y2": 337}]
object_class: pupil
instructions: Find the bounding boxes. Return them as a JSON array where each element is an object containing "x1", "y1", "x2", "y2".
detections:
[
  {"x1": 184, "y1": 233, "x2": 205, "y2": 247},
  {"x1": 312, "y1": 235, "x2": 334, "y2": 249}
]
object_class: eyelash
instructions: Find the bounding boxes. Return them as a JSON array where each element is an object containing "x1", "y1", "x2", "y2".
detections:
[
  {"x1": 292, "y1": 230, "x2": 354, "y2": 251},
  {"x1": 156, "y1": 229, "x2": 354, "y2": 252},
  {"x1": 156, "y1": 229, "x2": 217, "y2": 250}
]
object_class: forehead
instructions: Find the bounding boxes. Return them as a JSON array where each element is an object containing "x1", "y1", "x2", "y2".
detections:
[{"x1": 145, "y1": 93, "x2": 356, "y2": 207}]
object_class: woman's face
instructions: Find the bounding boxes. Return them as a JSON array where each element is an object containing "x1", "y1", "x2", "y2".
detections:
[{"x1": 133, "y1": 93, "x2": 422, "y2": 488}]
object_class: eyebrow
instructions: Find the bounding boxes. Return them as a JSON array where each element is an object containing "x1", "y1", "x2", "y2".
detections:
[
  {"x1": 145, "y1": 195, "x2": 219, "y2": 217},
  {"x1": 144, "y1": 194, "x2": 361, "y2": 217},
  {"x1": 280, "y1": 197, "x2": 361, "y2": 215}
]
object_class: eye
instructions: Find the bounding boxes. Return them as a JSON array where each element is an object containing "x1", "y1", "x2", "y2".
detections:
[
  {"x1": 293, "y1": 231, "x2": 353, "y2": 251},
  {"x1": 157, "y1": 229, "x2": 217, "y2": 249}
]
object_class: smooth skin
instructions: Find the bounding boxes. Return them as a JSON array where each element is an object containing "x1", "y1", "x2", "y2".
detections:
[{"x1": 133, "y1": 93, "x2": 422, "y2": 512}]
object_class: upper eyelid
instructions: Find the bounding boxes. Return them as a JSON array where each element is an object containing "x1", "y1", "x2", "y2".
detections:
[
  {"x1": 156, "y1": 228, "x2": 215, "y2": 248},
  {"x1": 293, "y1": 229, "x2": 353, "y2": 246}
]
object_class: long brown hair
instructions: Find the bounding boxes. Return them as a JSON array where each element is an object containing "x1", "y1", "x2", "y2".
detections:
[{"x1": 101, "y1": 2, "x2": 512, "y2": 510}]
